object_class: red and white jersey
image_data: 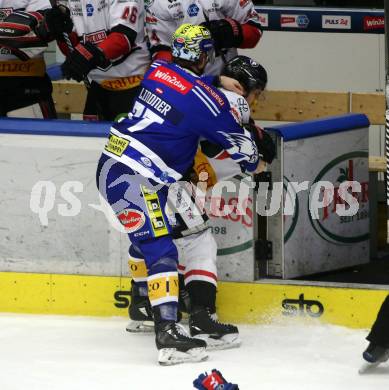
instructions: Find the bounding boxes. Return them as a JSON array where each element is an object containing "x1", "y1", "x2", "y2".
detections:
[
  {"x1": 201, "y1": 88, "x2": 251, "y2": 183},
  {"x1": 145, "y1": 0, "x2": 261, "y2": 75},
  {"x1": 0, "y1": 0, "x2": 50, "y2": 15},
  {"x1": 59, "y1": 0, "x2": 150, "y2": 84},
  {"x1": 0, "y1": 0, "x2": 51, "y2": 61}
]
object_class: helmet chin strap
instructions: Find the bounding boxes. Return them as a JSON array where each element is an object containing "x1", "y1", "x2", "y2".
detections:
[{"x1": 191, "y1": 53, "x2": 208, "y2": 76}]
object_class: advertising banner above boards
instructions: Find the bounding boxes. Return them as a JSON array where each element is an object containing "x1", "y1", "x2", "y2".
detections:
[{"x1": 255, "y1": 6, "x2": 384, "y2": 33}]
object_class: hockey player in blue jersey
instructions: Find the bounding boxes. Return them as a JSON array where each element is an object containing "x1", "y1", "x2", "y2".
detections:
[
  {"x1": 96, "y1": 23, "x2": 262, "y2": 365},
  {"x1": 126, "y1": 56, "x2": 274, "y2": 353}
]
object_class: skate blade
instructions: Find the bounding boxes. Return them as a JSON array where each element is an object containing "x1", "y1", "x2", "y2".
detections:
[
  {"x1": 194, "y1": 333, "x2": 241, "y2": 351},
  {"x1": 158, "y1": 347, "x2": 208, "y2": 366},
  {"x1": 359, "y1": 355, "x2": 389, "y2": 374},
  {"x1": 126, "y1": 320, "x2": 154, "y2": 333},
  {"x1": 359, "y1": 361, "x2": 381, "y2": 374}
]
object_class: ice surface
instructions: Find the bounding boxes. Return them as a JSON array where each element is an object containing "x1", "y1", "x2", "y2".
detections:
[{"x1": 0, "y1": 314, "x2": 388, "y2": 390}]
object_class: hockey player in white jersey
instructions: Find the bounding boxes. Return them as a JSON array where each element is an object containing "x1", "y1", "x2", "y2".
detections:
[
  {"x1": 127, "y1": 55, "x2": 275, "y2": 351},
  {"x1": 0, "y1": 0, "x2": 71, "y2": 117},
  {"x1": 48, "y1": 0, "x2": 150, "y2": 120},
  {"x1": 145, "y1": 0, "x2": 262, "y2": 75}
]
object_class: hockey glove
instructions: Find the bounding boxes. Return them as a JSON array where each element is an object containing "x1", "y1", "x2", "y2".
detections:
[
  {"x1": 245, "y1": 122, "x2": 276, "y2": 164},
  {"x1": 201, "y1": 18, "x2": 243, "y2": 52},
  {"x1": 61, "y1": 42, "x2": 110, "y2": 82},
  {"x1": 199, "y1": 140, "x2": 224, "y2": 159},
  {"x1": 193, "y1": 369, "x2": 239, "y2": 390},
  {"x1": 37, "y1": 5, "x2": 73, "y2": 41},
  {"x1": 0, "y1": 11, "x2": 47, "y2": 60}
]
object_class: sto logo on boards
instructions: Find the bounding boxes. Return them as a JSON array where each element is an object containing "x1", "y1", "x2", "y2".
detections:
[{"x1": 282, "y1": 294, "x2": 324, "y2": 318}]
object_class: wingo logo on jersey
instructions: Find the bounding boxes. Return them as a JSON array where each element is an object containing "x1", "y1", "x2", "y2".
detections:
[
  {"x1": 117, "y1": 209, "x2": 146, "y2": 233},
  {"x1": 282, "y1": 294, "x2": 324, "y2": 318},
  {"x1": 149, "y1": 66, "x2": 193, "y2": 94},
  {"x1": 86, "y1": 3, "x2": 94, "y2": 16},
  {"x1": 187, "y1": 3, "x2": 200, "y2": 17}
]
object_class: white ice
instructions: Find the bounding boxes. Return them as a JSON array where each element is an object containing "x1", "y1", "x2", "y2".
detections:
[{"x1": 0, "y1": 314, "x2": 388, "y2": 390}]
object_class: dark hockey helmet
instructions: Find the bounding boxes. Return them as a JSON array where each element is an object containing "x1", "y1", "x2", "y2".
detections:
[{"x1": 222, "y1": 55, "x2": 267, "y2": 95}]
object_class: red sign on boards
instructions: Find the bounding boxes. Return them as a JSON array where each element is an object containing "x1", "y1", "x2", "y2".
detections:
[{"x1": 363, "y1": 16, "x2": 384, "y2": 31}]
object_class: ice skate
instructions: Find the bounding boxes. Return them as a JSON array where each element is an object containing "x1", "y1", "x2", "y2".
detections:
[
  {"x1": 156, "y1": 321, "x2": 208, "y2": 366},
  {"x1": 189, "y1": 307, "x2": 241, "y2": 350},
  {"x1": 126, "y1": 294, "x2": 154, "y2": 333},
  {"x1": 359, "y1": 343, "x2": 389, "y2": 374}
]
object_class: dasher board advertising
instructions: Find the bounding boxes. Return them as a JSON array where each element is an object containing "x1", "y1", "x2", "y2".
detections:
[{"x1": 267, "y1": 114, "x2": 370, "y2": 279}]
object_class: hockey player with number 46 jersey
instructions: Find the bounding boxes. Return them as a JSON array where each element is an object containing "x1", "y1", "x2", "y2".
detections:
[
  {"x1": 96, "y1": 24, "x2": 262, "y2": 365},
  {"x1": 51, "y1": 0, "x2": 150, "y2": 120}
]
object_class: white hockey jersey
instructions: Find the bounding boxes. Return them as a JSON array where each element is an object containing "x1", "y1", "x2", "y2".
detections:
[
  {"x1": 0, "y1": 0, "x2": 51, "y2": 64},
  {"x1": 145, "y1": 0, "x2": 261, "y2": 75},
  {"x1": 59, "y1": 0, "x2": 150, "y2": 85},
  {"x1": 193, "y1": 88, "x2": 251, "y2": 186}
]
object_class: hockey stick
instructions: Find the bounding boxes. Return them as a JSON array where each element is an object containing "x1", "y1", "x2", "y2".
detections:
[{"x1": 49, "y1": 0, "x2": 92, "y2": 90}]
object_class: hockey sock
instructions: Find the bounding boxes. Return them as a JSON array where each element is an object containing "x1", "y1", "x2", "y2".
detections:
[{"x1": 187, "y1": 281, "x2": 216, "y2": 313}]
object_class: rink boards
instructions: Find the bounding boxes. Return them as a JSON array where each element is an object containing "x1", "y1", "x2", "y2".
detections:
[{"x1": 0, "y1": 271, "x2": 387, "y2": 329}]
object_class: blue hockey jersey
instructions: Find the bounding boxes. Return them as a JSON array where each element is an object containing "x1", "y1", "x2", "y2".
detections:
[{"x1": 102, "y1": 61, "x2": 259, "y2": 184}]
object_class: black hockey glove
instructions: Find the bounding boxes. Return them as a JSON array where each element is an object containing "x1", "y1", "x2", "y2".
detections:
[
  {"x1": 199, "y1": 140, "x2": 224, "y2": 159},
  {"x1": 37, "y1": 5, "x2": 73, "y2": 41},
  {"x1": 0, "y1": 10, "x2": 48, "y2": 60},
  {"x1": 201, "y1": 18, "x2": 243, "y2": 52},
  {"x1": 245, "y1": 121, "x2": 276, "y2": 164},
  {"x1": 61, "y1": 42, "x2": 110, "y2": 82}
]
